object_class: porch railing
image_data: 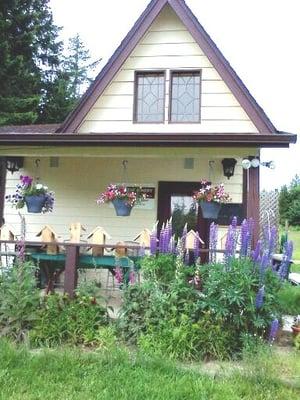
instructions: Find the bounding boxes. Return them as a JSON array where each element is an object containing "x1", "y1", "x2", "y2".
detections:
[{"x1": 0, "y1": 239, "x2": 224, "y2": 296}]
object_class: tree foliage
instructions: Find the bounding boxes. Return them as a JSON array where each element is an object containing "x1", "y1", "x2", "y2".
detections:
[
  {"x1": 279, "y1": 175, "x2": 300, "y2": 226},
  {"x1": 0, "y1": 0, "x2": 61, "y2": 125},
  {"x1": 0, "y1": 2, "x2": 100, "y2": 125}
]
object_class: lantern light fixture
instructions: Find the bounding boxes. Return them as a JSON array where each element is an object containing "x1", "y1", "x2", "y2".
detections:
[
  {"x1": 221, "y1": 158, "x2": 237, "y2": 179},
  {"x1": 5, "y1": 157, "x2": 24, "y2": 174}
]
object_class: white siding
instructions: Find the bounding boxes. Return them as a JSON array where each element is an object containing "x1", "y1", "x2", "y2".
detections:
[
  {"x1": 3, "y1": 151, "x2": 245, "y2": 243},
  {"x1": 78, "y1": 5, "x2": 258, "y2": 134}
]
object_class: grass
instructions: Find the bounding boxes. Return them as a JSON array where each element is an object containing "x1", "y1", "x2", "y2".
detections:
[
  {"x1": 0, "y1": 341, "x2": 299, "y2": 400},
  {"x1": 280, "y1": 226, "x2": 300, "y2": 271}
]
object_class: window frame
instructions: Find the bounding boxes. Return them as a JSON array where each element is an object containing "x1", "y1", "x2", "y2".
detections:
[
  {"x1": 133, "y1": 70, "x2": 166, "y2": 124},
  {"x1": 168, "y1": 69, "x2": 202, "y2": 124}
]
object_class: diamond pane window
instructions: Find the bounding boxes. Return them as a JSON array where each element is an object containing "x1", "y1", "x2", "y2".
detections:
[
  {"x1": 170, "y1": 71, "x2": 201, "y2": 122},
  {"x1": 135, "y1": 72, "x2": 165, "y2": 123}
]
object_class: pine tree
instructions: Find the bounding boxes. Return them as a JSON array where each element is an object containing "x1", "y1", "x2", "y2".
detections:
[
  {"x1": 0, "y1": 0, "x2": 61, "y2": 125},
  {"x1": 38, "y1": 34, "x2": 100, "y2": 123}
]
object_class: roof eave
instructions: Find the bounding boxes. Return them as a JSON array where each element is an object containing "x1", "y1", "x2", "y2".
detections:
[{"x1": 0, "y1": 132, "x2": 296, "y2": 148}]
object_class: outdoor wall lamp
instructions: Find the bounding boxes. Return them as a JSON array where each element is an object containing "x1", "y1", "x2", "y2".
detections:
[
  {"x1": 5, "y1": 157, "x2": 24, "y2": 174},
  {"x1": 221, "y1": 158, "x2": 237, "y2": 179},
  {"x1": 241, "y1": 157, "x2": 275, "y2": 170}
]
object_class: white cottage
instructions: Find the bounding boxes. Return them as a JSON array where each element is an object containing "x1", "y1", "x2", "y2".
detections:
[{"x1": 0, "y1": 0, "x2": 296, "y2": 248}]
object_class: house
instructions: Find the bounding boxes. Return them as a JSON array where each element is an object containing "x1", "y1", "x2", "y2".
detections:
[{"x1": 0, "y1": 0, "x2": 296, "y2": 248}]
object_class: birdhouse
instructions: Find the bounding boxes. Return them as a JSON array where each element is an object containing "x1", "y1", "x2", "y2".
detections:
[
  {"x1": 133, "y1": 228, "x2": 151, "y2": 247},
  {"x1": 69, "y1": 222, "x2": 86, "y2": 243},
  {"x1": 115, "y1": 241, "x2": 127, "y2": 257},
  {"x1": 0, "y1": 224, "x2": 16, "y2": 241},
  {"x1": 36, "y1": 225, "x2": 59, "y2": 255},
  {"x1": 185, "y1": 230, "x2": 204, "y2": 250},
  {"x1": 87, "y1": 226, "x2": 111, "y2": 256}
]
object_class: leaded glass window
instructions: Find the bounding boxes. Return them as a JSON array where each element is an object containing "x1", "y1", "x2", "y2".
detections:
[
  {"x1": 134, "y1": 72, "x2": 165, "y2": 123},
  {"x1": 170, "y1": 71, "x2": 201, "y2": 122}
]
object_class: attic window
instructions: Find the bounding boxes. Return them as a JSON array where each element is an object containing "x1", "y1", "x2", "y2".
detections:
[
  {"x1": 134, "y1": 71, "x2": 165, "y2": 123},
  {"x1": 170, "y1": 70, "x2": 202, "y2": 123}
]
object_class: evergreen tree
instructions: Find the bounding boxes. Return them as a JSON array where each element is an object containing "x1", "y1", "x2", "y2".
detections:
[
  {"x1": 38, "y1": 34, "x2": 100, "y2": 123},
  {"x1": 0, "y1": 0, "x2": 61, "y2": 125},
  {"x1": 279, "y1": 175, "x2": 300, "y2": 226}
]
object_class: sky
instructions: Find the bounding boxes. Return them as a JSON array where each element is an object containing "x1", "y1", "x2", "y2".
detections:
[{"x1": 49, "y1": 0, "x2": 299, "y2": 190}]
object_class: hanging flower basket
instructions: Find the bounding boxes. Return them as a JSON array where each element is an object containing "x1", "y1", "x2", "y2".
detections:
[
  {"x1": 112, "y1": 199, "x2": 133, "y2": 217},
  {"x1": 97, "y1": 184, "x2": 146, "y2": 217},
  {"x1": 6, "y1": 175, "x2": 55, "y2": 214},
  {"x1": 193, "y1": 180, "x2": 230, "y2": 220},
  {"x1": 24, "y1": 194, "x2": 47, "y2": 213},
  {"x1": 199, "y1": 201, "x2": 221, "y2": 219}
]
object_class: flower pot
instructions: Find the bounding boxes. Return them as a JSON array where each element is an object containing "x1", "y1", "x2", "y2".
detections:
[
  {"x1": 199, "y1": 201, "x2": 221, "y2": 219},
  {"x1": 291, "y1": 325, "x2": 300, "y2": 336},
  {"x1": 112, "y1": 199, "x2": 133, "y2": 216},
  {"x1": 25, "y1": 194, "x2": 46, "y2": 213}
]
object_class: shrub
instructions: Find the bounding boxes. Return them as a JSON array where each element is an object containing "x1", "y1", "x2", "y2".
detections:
[
  {"x1": 30, "y1": 293, "x2": 109, "y2": 347},
  {"x1": 0, "y1": 261, "x2": 40, "y2": 342},
  {"x1": 140, "y1": 254, "x2": 177, "y2": 285}
]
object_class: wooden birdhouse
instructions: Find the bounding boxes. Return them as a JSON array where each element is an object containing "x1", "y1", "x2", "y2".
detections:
[
  {"x1": 133, "y1": 228, "x2": 151, "y2": 247},
  {"x1": 36, "y1": 225, "x2": 59, "y2": 255},
  {"x1": 69, "y1": 222, "x2": 86, "y2": 243},
  {"x1": 0, "y1": 224, "x2": 16, "y2": 241},
  {"x1": 87, "y1": 226, "x2": 111, "y2": 256},
  {"x1": 185, "y1": 230, "x2": 204, "y2": 250}
]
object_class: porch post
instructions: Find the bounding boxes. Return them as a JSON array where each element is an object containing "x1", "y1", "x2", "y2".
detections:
[
  {"x1": 0, "y1": 158, "x2": 7, "y2": 225},
  {"x1": 64, "y1": 244, "x2": 79, "y2": 297},
  {"x1": 243, "y1": 167, "x2": 260, "y2": 245}
]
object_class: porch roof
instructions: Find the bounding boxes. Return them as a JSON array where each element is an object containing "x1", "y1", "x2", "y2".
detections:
[{"x1": 0, "y1": 130, "x2": 296, "y2": 148}]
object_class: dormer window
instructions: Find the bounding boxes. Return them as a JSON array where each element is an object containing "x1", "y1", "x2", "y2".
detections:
[
  {"x1": 169, "y1": 70, "x2": 201, "y2": 123},
  {"x1": 134, "y1": 71, "x2": 165, "y2": 123}
]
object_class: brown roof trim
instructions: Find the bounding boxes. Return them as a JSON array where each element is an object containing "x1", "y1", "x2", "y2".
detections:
[
  {"x1": 0, "y1": 132, "x2": 296, "y2": 148},
  {"x1": 58, "y1": 0, "x2": 278, "y2": 134}
]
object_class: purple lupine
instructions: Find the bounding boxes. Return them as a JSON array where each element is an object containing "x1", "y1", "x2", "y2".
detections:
[
  {"x1": 224, "y1": 218, "x2": 238, "y2": 267},
  {"x1": 129, "y1": 270, "x2": 136, "y2": 285},
  {"x1": 255, "y1": 286, "x2": 265, "y2": 309},
  {"x1": 114, "y1": 266, "x2": 123, "y2": 284},
  {"x1": 184, "y1": 249, "x2": 190, "y2": 265},
  {"x1": 269, "y1": 319, "x2": 279, "y2": 342},
  {"x1": 159, "y1": 224, "x2": 166, "y2": 253},
  {"x1": 209, "y1": 222, "x2": 218, "y2": 264},
  {"x1": 278, "y1": 241, "x2": 293, "y2": 280},
  {"x1": 251, "y1": 240, "x2": 262, "y2": 263},
  {"x1": 259, "y1": 252, "x2": 269, "y2": 282},
  {"x1": 182, "y1": 223, "x2": 188, "y2": 252},
  {"x1": 164, "y1": 220, "x2": 172, "y2": 253},
  {"x1": 168, "y1": 235, "x2": 176, "y2": 254},
  {"x1": 240, "y1": 219, "x2": 254, "y2": 258}
]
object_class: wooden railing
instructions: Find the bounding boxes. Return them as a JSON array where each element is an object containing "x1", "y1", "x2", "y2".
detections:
[{"x1": 0, "y1": 239, "x2": 224, "y2": 296}]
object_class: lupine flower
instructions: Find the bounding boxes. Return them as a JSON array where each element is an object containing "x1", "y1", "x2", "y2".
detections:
[
  {"x1": 182, "y1": 223, "x2": 188, "y2": 251},
  {"x1": 209, "y1": 222, "x2": 218, "y2": 264},
  {"x1": 129, "y1": 270, "x2": 136, "y2": 285},
  {"x1": 114, "y1": 266, "x2": 123, "y2": 284},
  {"x1": 269, "y1": 319, "x2": 279, "y2": 342},
  {"x1": 193, "y1": 234, "x2": 200, "y2": 260},
  {"x1": 224, "y1": 218, "x2": 238, "y2": 267},
  {"x1": 255, "y1": 286, "x2": 265, "y2": 309},
  {"x1": 259, "y1": 252, "x2": 269, "y2": 282},
  {"x1": 278, "y1": 241, "x2": 293, "y2": 280},
  {"x1": 240, "y1": 219, "x2": 253, "y2": 258},
  {"x1": 266, "y1": 226, "x2": 277, "y2": 260},
  {"x1": 168, "y1": 235, "x2": 176, "y2": 254},
  {"x1": 184, "y1": 250, "x2": 190, "y2": 265},
  {"x1": 252, "y1": 240, "x2": 262, "y2": 263},
  {"x1": 150, "y1": 224, "x2": 158, "y2": 255}
]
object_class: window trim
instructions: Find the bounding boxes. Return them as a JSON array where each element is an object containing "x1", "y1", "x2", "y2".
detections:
[
  {"x1": 133, "y1": 70, "x2": 166, "y2": 124},
  {"x1": 168, "y1": 69, "x2": 202, "y2": 124}
]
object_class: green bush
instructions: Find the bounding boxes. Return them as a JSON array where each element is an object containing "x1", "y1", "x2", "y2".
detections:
[
  {"x1": 0, "y1": 261, "x2": 40, "y2": 342},
  {"x1": 277, "y1": 283, "x2": 300, "y2": 315},
  {"x1": 120, "y1": 254, "x2": 284, "y2": 361},
  {"x1": 30, "y1": 293, "x2": 109, "y2": 347}
]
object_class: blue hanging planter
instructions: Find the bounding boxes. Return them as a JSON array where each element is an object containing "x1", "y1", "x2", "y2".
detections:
[
  {"x1": 25, "y1": 194, "x2": 46, "y2": 213},
  {"x1": 199, "y1": 201, "x2": 221, "y2": 219},
  {"x1": 112, "y1": 199, "x2": 133, "y2": 217}
]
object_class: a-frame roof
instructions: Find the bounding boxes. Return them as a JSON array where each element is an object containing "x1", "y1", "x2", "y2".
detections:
[{"x1": 59, "y1": 0, "x2": 277, "y2": 135}]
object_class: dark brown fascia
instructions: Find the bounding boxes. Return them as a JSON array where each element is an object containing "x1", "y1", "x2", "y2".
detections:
[
  {"x1": 58, "y1": 0, "x2": 278, "y2": 135},
  {"x1": 0, "y1": 132, "x2": 296, "y2": 148}
]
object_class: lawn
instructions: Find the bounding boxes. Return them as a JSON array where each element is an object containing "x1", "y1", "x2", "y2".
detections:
[
  {"x1": 0, "y1": 341, "x2": 299, "y2": 400},
  {"x1": 287, "y1": 228, "x2": 300, "y2": 272}
]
